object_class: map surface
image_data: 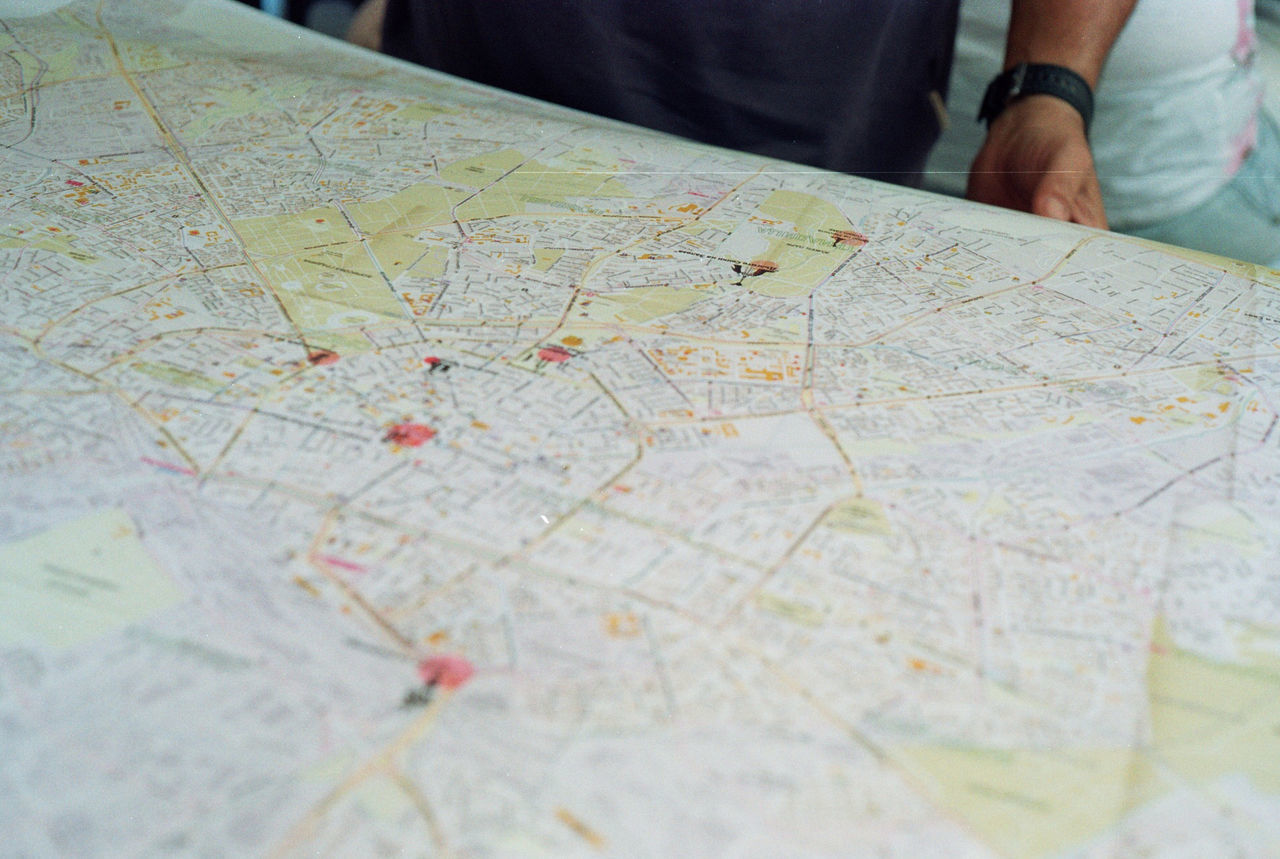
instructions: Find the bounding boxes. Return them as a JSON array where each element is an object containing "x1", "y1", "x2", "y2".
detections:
[{"x1": 2, "y1": 1, "x2": 1280, "y2": 855}]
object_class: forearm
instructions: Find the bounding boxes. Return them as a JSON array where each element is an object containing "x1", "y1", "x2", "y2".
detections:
[
  {"x1": 347, "y1": 0, "x2": 389, "y2": 51},
  {"x1": 1004, "y1": 0, "x2": 1138, "y2": 86},
  {"x1": 967, "y1": 0, "x2": 1137, "y2": 226}
]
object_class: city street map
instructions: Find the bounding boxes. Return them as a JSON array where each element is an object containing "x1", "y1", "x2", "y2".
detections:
[{"x1": 2, "y1": 1, "x2": 1279, "y2": 855}]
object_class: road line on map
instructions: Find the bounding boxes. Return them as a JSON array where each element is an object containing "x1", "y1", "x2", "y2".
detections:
[
  {"x1": 384, "y1": 562, "x2": 482, "y2": 625},
  {"x1": 267, "y1": 700, "x2": 448, "y2": 858},
  {"x1": 308, "y1": 510, "x2": 417, "y2": 654},
  {"x1": 27, "y1": 338, "x2": 202, "y2": 474},
  {"x1": 331, "y1": 198, "x2": 427, "y2": 326},
  {"x1": 201, "y1": 362, "x2": 316, "y2": 478},
  {"x1": 389, "y1": 766, "x2": 449, "y2": 853},
  {"x1": 799, "y1": 267, "x2": 865, "y2": 492},
  {"x1": 95, "y1": 3, "x2": 311, "y2": 356},
  {"x1": 720, "y1": 633, "x2": 997, "y2": 844},
  {"x1": 571, "y1": 346, "x2": 1280, "y2": 433},
  {"x1": 31, "y1": 273, "x2": 195, "y2": 347},
  {"x1": 1128, "y1": 270, "x2": 1233, "y2": 371},
  {"x1": 555, "y1": 165, "x2": 766, "y2": 332},
  {"x1": 714, "y1": 498, "x2": 840, "y2": 631},
  {"x1": 852, "y1": 236, "x2": 1096, "y2": 349}
]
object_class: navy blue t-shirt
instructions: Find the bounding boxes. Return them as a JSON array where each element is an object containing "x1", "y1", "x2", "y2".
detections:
[{"x1": 381, "y1": 0, "x2": 959, "y2": 186}]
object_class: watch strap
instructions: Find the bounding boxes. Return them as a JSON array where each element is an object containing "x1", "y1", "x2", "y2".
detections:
[{"x1": 977, "y1": 62, "x2": 1094, "y2": 134}]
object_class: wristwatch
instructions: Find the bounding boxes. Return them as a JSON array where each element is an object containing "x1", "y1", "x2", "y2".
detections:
[{"x1": 977, "y1": 62, "x2": 1094, "y2": 135}]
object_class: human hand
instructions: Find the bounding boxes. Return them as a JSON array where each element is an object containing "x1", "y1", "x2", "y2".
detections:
[{"x1": 965, "y1": 94, "x2": 1107, "y2": 229}]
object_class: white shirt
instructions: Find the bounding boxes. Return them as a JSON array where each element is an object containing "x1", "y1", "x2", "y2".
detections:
[{"x1": 925, "y1": 0, "x2": 1264, "y2": 228}]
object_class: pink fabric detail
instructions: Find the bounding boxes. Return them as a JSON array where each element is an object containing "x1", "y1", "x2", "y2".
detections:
[
  {"x1": 1233, "y1": 0, "x2": 1257, "y2": 63},
  {"x1": 1227, "y1": 110, "x2": 1259, "y2": 176}
]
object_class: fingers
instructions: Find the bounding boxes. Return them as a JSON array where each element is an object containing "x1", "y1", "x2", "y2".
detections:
[
  {"x1": 965, "y1": 96, "x2": 1108, "y2": 229},
  {"x1": 1031, "y1": 175, "x2": 1107, "y2": 228},
  {"x1": 1033, "y1": 192, "x2": 1072, "y2": 223}
]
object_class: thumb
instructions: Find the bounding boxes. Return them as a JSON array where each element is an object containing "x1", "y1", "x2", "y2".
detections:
[
  {"x1": 1033, "y1": 192, "x2": 1071, "y2": 223},
  {"x1": 1031, "y1": 167, "x2": 1108, "y2": 228}
]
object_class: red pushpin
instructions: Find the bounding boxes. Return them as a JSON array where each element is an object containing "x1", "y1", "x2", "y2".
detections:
[
  {"x1": 417, "y1": 654, "x2": 475, "y2": 690},
  {"x1": 537, "y1": 345, "x2": 573, "y2": 364},
  {"x1": 384, "y1": 423, "x2": 436, "y2": 447},
  {"x1": 403, "y1": 654, "x2": 475, "y2": 708},
  {"x1": 308, "y1": 349, "x2": 339, "y2": 366},
  {"x1": 423, "y1": 356, "x2": 451, "y2": 373}
]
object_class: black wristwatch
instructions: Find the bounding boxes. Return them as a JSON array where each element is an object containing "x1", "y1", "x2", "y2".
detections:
[{"x1": 977, "y1": 62, "x2": 1094, "y2": 135}]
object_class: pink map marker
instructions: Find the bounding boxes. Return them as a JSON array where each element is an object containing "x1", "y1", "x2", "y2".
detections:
[
  {"x1": 417, "y1": 654, "x2": 475, "y2": 690},
  {"x1": 384, "y1": 423, "x2": 436, "y2": 447},
  {"x1": 537, "y1": 345, "x2": 573, "y2": 363}
]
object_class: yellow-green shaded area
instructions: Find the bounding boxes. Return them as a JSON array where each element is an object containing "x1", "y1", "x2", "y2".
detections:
[
  {"x1": 979, "y1": 491, "x2": 1014, "y2": 519},
  {"x1": 362, "y1": 232, "x2": 432, "y2": 281},
  {"x1": 959, "y1": 488, "x2": 1019, "y2": 522},
  {"x1": 391, "y1": 101, "x2": 459, "y2": 123},
  {"x1": 583, "y1": 284, "x2": 712, "y2": 324},
  {"x1": 896, "y1": 743, "x2": 1148, "y2": 858},
  {"x1": 894, "y1": 618, "x2": 1280, "y2": 858},
  {"x1": 117, "y1": 39, "x2": 186, "y2": 73},
  {"x1": 261, "y1": 252, "x2": 406, "y2": 333},
  {"x1": 234, "y1": 203, "x2": 427, "y2": 333},
  {"x1": 1176, "y1": 502, "x2": 1265, "y2": 558},
  {"x1": 842, "y1": 438, "x2": 918, "y2": 456},
  {"x1": 299, "y1": 749, "x2": 356, "y2": 785},
  {"x1": 1, "y1": 27, "x2": 81, "y2": 86},
  {"x1": 823, "y1": 497, "x2": 891, "y2": 536},
  {"x1": 408, "y1": 244, "x2": 450, "y2": 279},
  {"x1": 346, "y1": 183, "x2": 470, "y2": 236},
  {"x1": 551, "y1": 144, "x2": 627, "y2": 174},
  {"x1": 755, "y1": 592, "x2": 824, "y2": 628},
  {"x1": 235, "y1": 186, "x2": 466, "y2": 306},
  {"x1": 757, "y1": 189, "x2": 851, "y2": 234},
  {"x1": 347, "y1": 184, "x2": 470, "y2": 281},
  {"x1": 439, "y1": 148, "x2": 527, "y2": 186},
  {"x1": 1146, "y1": 619, "x2": 1280, "y2": 793},
  {"x1": 132, "y1": 360, "x2": 224, "y2": 392},
  {"x1": 533, "y1": 248, "x2": 565, "y2": 271},
  {"x1": 447, "y1": 150, "x2": 633, "y2": 221},
  {"x1": 180, "y1": 78, "x2": 313, "y2": 141},
  {"x1": 1176, "y1": 364, "x2": 1237, "y2": 396},
  {"x1": 679, "y1": 221, "x2": 733, "y2": 237},
  {"x1": 723, "y1": 190, "x2": 859, "y2": 298},
  {"x1": 0, "y1": 508, "x2": 183, "y2": 650},
  {"x1": 234, "y1": 205, "x2": 354, "y2": 259},
  {"x1": 1, "y1": 231, "x2": 99, "y2": 264}
]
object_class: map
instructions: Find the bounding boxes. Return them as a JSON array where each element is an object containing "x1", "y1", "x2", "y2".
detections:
[{"x1": 2, "y1": 1, "x2": 1280, "y2": 855}]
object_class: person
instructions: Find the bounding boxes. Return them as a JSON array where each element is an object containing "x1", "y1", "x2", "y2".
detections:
[
  {"x1": 927, "y1": 0, "x2": 1280, "y2": 268},
  {"x1": 348, "y1": 0, "x2": 1138, "y2": 229}
]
